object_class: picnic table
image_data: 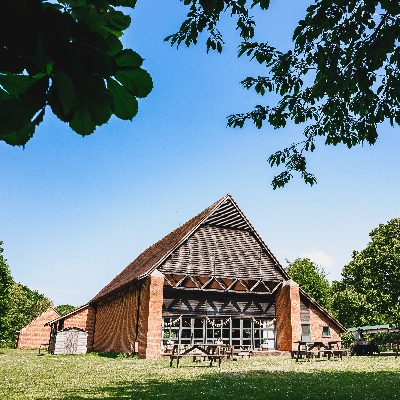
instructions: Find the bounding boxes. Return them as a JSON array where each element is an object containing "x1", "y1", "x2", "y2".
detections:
[
  {"x1": 293, "y1": 341, "x2": 328, "y2": 362},
  {"x1": 169, "y1": 343, "x2": 233, "y2": 368},
  {"x1": 232, "y1": 344, "x2": 253, "y2": 359},
  {"x1": 322, "y1": 340, "x2": 348, "y2": 360}
]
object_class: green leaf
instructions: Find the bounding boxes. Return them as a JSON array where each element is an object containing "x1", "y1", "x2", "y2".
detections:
[
  {"x1": 0, "y1": 88, "x2": 12, "y2": 101},
  {"x1": 114, "y1": 49, "x2": 143, "y2": 68},
  {"x1": 69, "y1": 100, "x2": 96, "y2": 136},
  {"x1": 0, "y1": 74, "x2": 42, "y2": 99},
  {"x1": 88, "y1": 87, "x2": 113, "y2": 126},
  {"x1": 105, "y1": 34, "x2": 123, "y2": 56},
  {"x1": 105, "y1": 9, "x2": 131, "y2": 31},
  {"x1": 0, "y1": 107, "x2": 45, "y2": 147},
  {"x1": 19, "y1": 76, "x2": 49, "y2": 115},
  {"x1": 52, "y1": 70, "x2": 75, "y2": 115},
  {"x1": 0, "y1": 99, "x2": 32, "y2": 136},
  {"x1": 115, "y1": 68, "x2": 153, "y2": 98},
  {"x1": 0, "y1": 123, "x2": 35, "y2": 147},
  {"x1": 75, "y1": 5, "x2": 107, "y2": 38},
  {"x1": 107, "y1": 78, "x2": 138, "y2": 120}
]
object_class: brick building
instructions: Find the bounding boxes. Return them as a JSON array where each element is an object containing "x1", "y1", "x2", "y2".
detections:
[
  {"x1": 45, "y1": 304, "x2": 96, "y2": 352},
  {"x1": 84, "y1": 194, "x2": 345, "y2": 358},
  {"x1": 16, "y1": 307, "x2": 59, "y2": 349}
]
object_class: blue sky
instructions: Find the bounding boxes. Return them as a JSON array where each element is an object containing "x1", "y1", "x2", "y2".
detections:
[{"x1": 1, "y1": 0, "x2": 400, "y2": 307}]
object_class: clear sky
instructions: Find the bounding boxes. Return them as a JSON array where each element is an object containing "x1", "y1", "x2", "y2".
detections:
[{"x1": 1, "y1": 1, "x2": 400, "y2": 307}]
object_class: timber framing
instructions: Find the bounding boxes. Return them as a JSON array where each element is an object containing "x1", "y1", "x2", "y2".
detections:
[{"x1": 163, "y1": 273, "x2": 281, "y2": 295}]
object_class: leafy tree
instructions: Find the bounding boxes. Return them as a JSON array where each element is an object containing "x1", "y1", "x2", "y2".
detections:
[
  {"x1": 0, "y1": 241, "x2": 53, "y2": 343},
  {"x1": 286, "y1": 257, "x2": 332, "y2": 311},
  {"x1": 54, "y1": 304, "x2": 76, "y2": 316},
  {"x1": 0, "y1": 0, "x2": 152, "y2": 147},
  {"x1": 331, "y1": 218, "x2": 400, "y2": 328},
  {"x1": 6, "y1": 282, "x2": 53, "y2": 342},
  {"x1": 0, "y1": 242, "x2": 13, "y2": 343},
  {"x1": 169, "y1": 0, "x2": 400, "y2": 188}
]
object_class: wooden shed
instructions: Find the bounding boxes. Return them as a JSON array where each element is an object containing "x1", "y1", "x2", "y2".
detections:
[
  {"x1": 45, "y1": 304, "x2": 95, "y2": 354},
  {"x1": 49, "y1": 327, "x2": 88, "y2": 355}
]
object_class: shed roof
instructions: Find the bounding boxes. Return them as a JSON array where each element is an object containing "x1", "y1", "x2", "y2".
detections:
[
  {"x1": 91, "y1": 194, "x2": 289, "y2": 303},
  {"x1": 347, "y1": 324, "x2": 397, "y2": 333}
]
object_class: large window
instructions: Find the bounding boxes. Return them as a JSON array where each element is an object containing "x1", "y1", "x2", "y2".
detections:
[
  {"x1": 301, "y1": 324, "x2": 311, "y2": 342},
  {"x1": 253, "y1": 319, "x2": 276, "y2": 350},
  {"x1": 162, "y1": 317, "x2": 180, "y2": 344},
  {"x1": 161, "y1": 317, "x2": 275, "y2": 350},
  {"x1": 231, "y1": 318, "x2": 252, "y2": 346}
]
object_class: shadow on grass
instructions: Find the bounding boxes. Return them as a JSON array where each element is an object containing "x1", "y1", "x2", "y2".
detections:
[{"x1": 37, "y1": 366, "x2": 400, "y2": 400}]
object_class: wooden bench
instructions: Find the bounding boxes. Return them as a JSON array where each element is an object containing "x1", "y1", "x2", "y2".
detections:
[
  {"x1": 38, "y1": 343, "x2": 49, "y2": 355},
  {"x1": 232, "y1": 345, "x2": 253, "y2": 360},
  {"x1": 169, "y1": 344, "x2": 232, "y2": 368}
]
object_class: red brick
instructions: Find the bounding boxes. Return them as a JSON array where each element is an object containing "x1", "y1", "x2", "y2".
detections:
[
  {"x1": 275, "y1": 280, "x2": 302, "y2": 351},
  {"x1": 16, "y1": 308, "x2": 59, "y2": 349}
]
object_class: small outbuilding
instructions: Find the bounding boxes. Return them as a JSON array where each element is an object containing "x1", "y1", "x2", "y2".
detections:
[
  {"x1": 16, "y1": 307, "x2": 60, "y2": 349},
  {"x1": 45, "y1": 304, "x2": 95, "y2": 353},
  {"x1": 49, "y1": 327, "x2": 88, "y2": 355}
]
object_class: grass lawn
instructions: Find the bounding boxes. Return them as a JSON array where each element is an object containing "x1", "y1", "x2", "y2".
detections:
[{"x1": 0, "y1": 349, "x2": 399, "y2": 399}]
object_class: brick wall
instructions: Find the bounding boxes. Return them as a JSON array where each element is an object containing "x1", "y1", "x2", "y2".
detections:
[
  {"x1": 275, "y1": 280, "x2": 301, "y2": 351},
  {"x1": 16, "y1": 308, "x2": 60, "y2": 349},
  {"x1": 137, "y1": 270, "x2": 163, "y2": 359},
  {"x1": 63, "y1": 305, "x2": 96, "y2": 351},
  {"x1": 309, "y1": 301, "x2": 341, "y2": 342},
  {"x1": 93, "y1": 284, "x2": 139, "y2": 354},
  {"x1": 92, "y1": 271, "x2": 164, "y2": 358}
]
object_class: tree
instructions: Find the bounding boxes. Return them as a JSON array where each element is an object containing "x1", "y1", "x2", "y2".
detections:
[
  {"x1": 286, "y1": 257, "x2": 332, "y2": 311},
  {"x1": 0, "y1": 242, "x2": 13, "y2": 343},
  {"x1": 168, "y1": 0, "x2": 400, "y2": 188},
  {"x1": 0, "y1": 0, "x2": 152, "y2": 147},
  {"x1": 331, "y1": 218, "x2": 400, "y2": 328},
  {"x1": 5, "y1": 282, "x2": 53, "y2": 342},
  {"x1": 54, "y1": 304, "x2": 76, "y2": 316},
  {"x1": 0, "y1": 241, "x2": 53, "y2": 343}
]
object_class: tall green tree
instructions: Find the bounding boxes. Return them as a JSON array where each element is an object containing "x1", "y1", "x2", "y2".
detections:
[
  {"x1": 331, "y1": 218, "x2": 400, "y2": 328},
  {"x1": 169, "y1": 0, "x2": 400, "y2": 188},
  {"x1": 0, "y1": 0, "x2": 152, "y2": 146},
  {"x1": 286, "y1": 257, "x2": 332, "y2": 311},
  {"x1": 0, "y1": 241, "x2": 53, "y2": 343},
  {"x1": 0, "y1": 242, "x2": 13, "y2": 343},
  {"x1": 6, "y1": 282, "x2": 53, "y2": 342}
]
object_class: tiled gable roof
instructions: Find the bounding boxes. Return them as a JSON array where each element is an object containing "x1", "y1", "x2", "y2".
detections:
[
  {"x1": 90, "y1": 194, "x2": 289, "y2": 303},
  {"x1": 90, "y1": 196, "x2": 226, "y2": 302}
]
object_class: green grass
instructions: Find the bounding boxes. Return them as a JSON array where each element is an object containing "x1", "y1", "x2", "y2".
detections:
[{"x1": 0, "y1": 349, "x2": 399, "y2": 399}]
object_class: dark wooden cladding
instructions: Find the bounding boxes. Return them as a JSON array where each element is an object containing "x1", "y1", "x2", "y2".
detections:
[
  {"x1": 159, "y1": 225, "x2": 285, "y2": 281},
  {"x1": 300, "y1": 298, "x2": 310, "y2": 323},
  {"x1": 163, "y1": 287, "x2": 275, "y2": 317}
]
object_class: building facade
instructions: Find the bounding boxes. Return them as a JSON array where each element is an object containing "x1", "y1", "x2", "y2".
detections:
[{"x1": 83, "y1": 194, "x2": 345, "y2": 358}]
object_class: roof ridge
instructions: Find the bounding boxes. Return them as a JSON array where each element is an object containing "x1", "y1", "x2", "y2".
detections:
[{"x1": 206, "y1": 195, "x2": 290, "y2": 280}]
